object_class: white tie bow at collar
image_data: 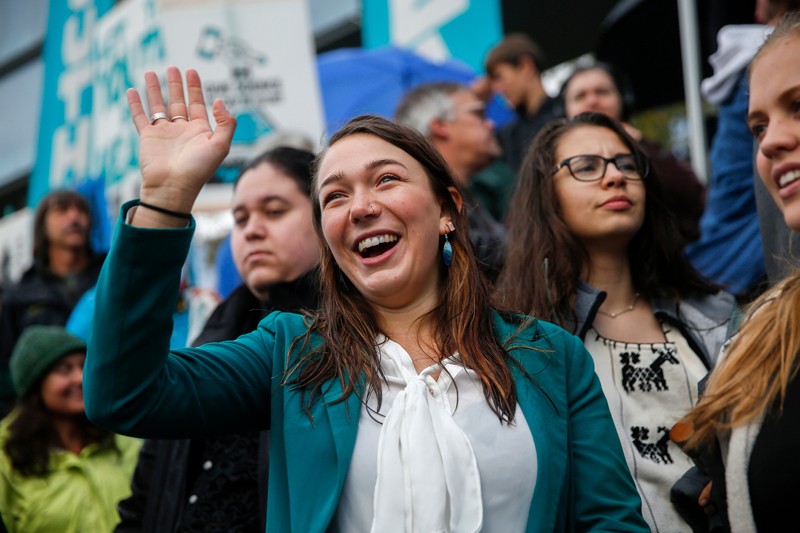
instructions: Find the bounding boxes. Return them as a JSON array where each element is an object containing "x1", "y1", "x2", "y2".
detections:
[{"x1": 370, "y1": 337, "x2": 483, "y2": 533}]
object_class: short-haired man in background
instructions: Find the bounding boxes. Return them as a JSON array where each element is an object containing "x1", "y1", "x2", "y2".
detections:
[
  {"x1": 396, "y1": 82, "x2": 506, "y2": 280},
  {"x1": 484, "y1": 33, "x2": 562, "y2": 171}
]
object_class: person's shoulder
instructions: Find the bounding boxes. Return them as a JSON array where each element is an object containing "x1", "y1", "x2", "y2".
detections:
[
  {"x1": 257, "y1": 310, "x2": 313, "y2": 336},
  {"x1": 114, "y1": 434, "x2": 144, "y2": 458},
  {"x1": 0, "y1": 410, "x2": 16, "y2": 441},
  {"x1": 700, "y1": 289, "x2": 737, "y2": 309},
  {"x1": 494, "y1": 311, "x2": 589, "y2": 386},
  {"x1": 3, "y1": 264, "x2": 44, "y2": 292},
  {"x1": 0, "y1": 411, "x2": 18, "y2": 471},
  {"x1": 492, "y1": 309, "x2": 577, "y2": 349},
  {"x1": 1, "y1": 274, "x2": 49, "y2": 308},
  {"x1": 681, "y1": 289, "x2": 738, "y2": 323}
]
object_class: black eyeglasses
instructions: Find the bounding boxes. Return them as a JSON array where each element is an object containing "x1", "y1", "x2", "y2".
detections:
[{"x1": 551, "y1": 154, "x2": 647, "y2": 182}]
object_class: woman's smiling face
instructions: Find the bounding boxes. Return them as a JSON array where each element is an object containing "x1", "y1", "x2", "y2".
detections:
[
  {"x1": 316, "y1": 133, "x2": 456, "y2": 311},
  {"x1": 41, "y1": 352, "x2": 86, "y2": 417},
  {"x1": 749, "y1": 35, "x2": 800, "y2": 232}
]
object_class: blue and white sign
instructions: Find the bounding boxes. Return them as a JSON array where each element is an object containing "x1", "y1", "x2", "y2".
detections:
[
  {"x1": 89, "y1": 0, "x2": 324, "y2": 211},
  {"x1": 33, "y1": 0, "x2": 324, "y2": 214},
  {"x1": 29, "y1": 0, "x2": 115, "y2": 207},
  {"x1": 362, "y1": 0, "x2": 502, "y2": 72},
  {"x1": 90, "y1": 0, "x2": 168, "y2": 207},
  {"x1": 156, "y1": 0, "x2": 324, "y2": 179}
]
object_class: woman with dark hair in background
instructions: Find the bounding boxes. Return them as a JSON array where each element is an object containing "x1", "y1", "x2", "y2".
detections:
[
  {"x1": 82, "y1": 67, "x2": 648, "y2": 532},
  {"x1": 0, "y1": 326, "x2": 140, "y2": 532},
  {"x1": 497, "y1": 112, "x2": 735, "y2": 531},
  {"x1": 115, "y1": 146, "x2": 320, "y2": 532},
  {"x1": 560, "y1": 62, "x2": 706, "y2": 244}
]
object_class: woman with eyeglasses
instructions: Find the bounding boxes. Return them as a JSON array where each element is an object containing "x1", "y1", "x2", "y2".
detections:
[
  {"x1": 496, "y1": 112, "x2": 736, "y2": 532},
  {"x1": 559, "y1": 62, "x2": 706, "y2": 245}
]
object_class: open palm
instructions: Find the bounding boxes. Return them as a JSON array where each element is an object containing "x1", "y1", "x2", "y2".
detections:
[{"x1": 128, "y1": 67, "x2": 236, "y2": 210}]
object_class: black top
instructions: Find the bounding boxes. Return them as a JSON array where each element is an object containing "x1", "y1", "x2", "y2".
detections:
[
  {"x1": 0, "y1": 254, "x2": 105, "y2": 411},
  {"x1": 496, "y1": 97, "x2": 562, "y2": 171},
  {"x1": 748, "y1": 375, "x2": 800, "y2": 532},
  {"x1": 465, "y1": 196, "x2": 506, "y2": 282}
]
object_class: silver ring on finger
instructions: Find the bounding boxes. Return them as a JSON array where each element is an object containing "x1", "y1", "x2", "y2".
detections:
[
  {"x1": 149, "y1": 112, "x2": 169, "y2": 124},
  {"x1": 170, "y1": 115, "x2": 189, "y2": 122}
]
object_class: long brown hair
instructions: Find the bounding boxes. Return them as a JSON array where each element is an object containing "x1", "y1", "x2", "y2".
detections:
[
  {"x1": 287, "y1": 115, "x2": 519, "y2": 423},
  {"x1": 680, "y1": 11, "x2": 800, "y2": 452},
  {"x1": 496, "y1": 113, "x2": 718, "y2": 327}
]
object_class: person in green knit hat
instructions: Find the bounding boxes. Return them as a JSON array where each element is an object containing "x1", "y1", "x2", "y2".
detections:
[{"x1": 0, "y1": 326, "x2": 141, "y2": 533}]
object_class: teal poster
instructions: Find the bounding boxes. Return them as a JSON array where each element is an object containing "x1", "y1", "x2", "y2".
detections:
[
  {"x1": 362, "y1": 0, "x2": 503, "y2": 72},
  {"x1": 29, "y1": 0, "x2": 114, "y2": 207}
]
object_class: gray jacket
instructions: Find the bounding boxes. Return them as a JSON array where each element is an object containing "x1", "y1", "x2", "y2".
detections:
[{"x1": 568, "y1": 282, "x2": 738, "y2": 369}]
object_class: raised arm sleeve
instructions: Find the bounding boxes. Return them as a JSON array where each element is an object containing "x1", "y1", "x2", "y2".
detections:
[{"x1": 84, "y1": 201, "x2": 275, "y2": 438}]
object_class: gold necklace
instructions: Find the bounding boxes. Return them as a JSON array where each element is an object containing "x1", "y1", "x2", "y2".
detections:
[{"x1": 596, "y1": 292, "x2": 640, "y2": 319}]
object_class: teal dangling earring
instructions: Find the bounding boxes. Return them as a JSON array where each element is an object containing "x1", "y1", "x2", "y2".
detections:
[
  {"x1": 442, "y1": 234, "x2": 453, "y2": 266},
  {"x1": 442, "y1": 221, "x2": 455, "y2": 267}
]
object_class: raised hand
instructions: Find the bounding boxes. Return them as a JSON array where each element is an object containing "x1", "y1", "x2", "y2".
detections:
[{"x1": 127, "y1": 66, "x2": 236, "y2": 225}]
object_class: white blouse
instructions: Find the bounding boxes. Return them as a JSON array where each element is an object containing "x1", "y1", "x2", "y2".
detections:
[{"x1": 334, "y1": 336, "x2": 536, "y2": 533}]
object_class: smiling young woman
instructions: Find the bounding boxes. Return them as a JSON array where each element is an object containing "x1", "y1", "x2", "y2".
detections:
[
  {"x1": 82, "y1": 67, "x2": 649, "y2": 532},
  {"x1": 678, "y1": 11, "x2": 800, "y2": 531},
  {"x1": 497, "y1": 112, "x2": 736, "y2": 532}
]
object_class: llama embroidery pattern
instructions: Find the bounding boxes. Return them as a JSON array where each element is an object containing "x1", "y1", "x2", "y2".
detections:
[
  {"x1": 631, "y1": 426, "x2": 673, "y2": 464},
  {"x1": 620, "y1": 347, "x2": 679, "y2": 392}
]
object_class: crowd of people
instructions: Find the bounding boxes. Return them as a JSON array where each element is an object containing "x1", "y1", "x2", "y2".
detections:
[{"x1": 1, "y1": 2, "x2": 800, "y2": 532}]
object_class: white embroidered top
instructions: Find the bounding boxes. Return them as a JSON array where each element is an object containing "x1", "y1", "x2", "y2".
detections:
[
  {"x1": 584, "y1": 324, "x2": 707, "y2": 532},
  {"x1": 334, "y1": 336, "x2": 537, "y2": 533}
]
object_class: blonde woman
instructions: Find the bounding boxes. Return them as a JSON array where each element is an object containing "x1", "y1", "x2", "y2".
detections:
[{"x1": 677, "y1": 11, "x2": 800, "y2": 532}]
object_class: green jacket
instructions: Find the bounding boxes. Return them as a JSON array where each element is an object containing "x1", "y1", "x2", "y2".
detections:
[
  {"x1": 0, "y1": 412, "x2": 141, "y2": 533},
  {"x1": 85, "y1": 201, "x2": 647, "y2": 532}
]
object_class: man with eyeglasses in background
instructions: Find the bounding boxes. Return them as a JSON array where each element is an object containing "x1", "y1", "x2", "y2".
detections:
[{"x1": 396, "y1": 82, "x2": 507, "y2": 281}]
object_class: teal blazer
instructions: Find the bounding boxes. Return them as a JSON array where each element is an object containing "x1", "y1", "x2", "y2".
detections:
[{"x1": 84, "y1": 202, "x2": 647, "y2": 532}]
